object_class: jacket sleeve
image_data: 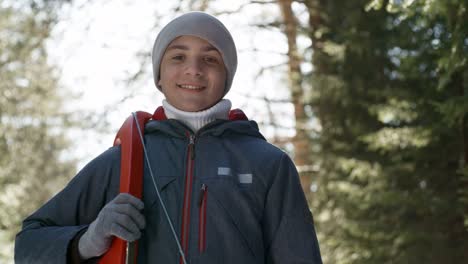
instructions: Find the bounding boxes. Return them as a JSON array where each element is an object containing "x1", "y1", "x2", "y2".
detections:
[
  {"x1": 14, "y1": 146, "x2": 121, "y2": 264},
  {"x1": 263, "y1": 153, "x2": 323, "y2": 264}
]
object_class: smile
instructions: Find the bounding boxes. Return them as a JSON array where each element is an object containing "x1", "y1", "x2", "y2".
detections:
[{"x1": 177, "y1": 84, "x2": 205, "y2": 90}]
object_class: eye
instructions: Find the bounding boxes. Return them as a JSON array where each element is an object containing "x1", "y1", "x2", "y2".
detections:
[
  {"x1": 171, "y1": 55, "x2": 184, "y2": 61},
  {"x1": 204, "y1": 56, "x2": 220, "y2": 64}
]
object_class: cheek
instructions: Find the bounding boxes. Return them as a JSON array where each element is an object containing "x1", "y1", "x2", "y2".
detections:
[
  {"x1": 210, "y1": 67, "x2": 226, "y2": 82},
  {"x1": 159, "y1": 66, "x2": 177, "y2": 84},
  {"x1": 214, "y1": 70, "x2": 227, "y2": 91}
]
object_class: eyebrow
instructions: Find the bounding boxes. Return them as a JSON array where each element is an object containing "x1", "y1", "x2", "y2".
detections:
[{"x1": 166, "y1": 44, "x2": 218, "y2": 52}]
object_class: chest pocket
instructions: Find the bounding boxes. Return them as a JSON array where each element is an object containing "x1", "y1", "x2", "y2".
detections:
[
  {"x1": 143, "y1": 174, "x2": 177, "y2": 209},
  {"x1": 142, "y1": 173, "x2": 179, "y2": 245},
  {"x1": 198, "y1": 173, "x2": 264, "y2": 262}
]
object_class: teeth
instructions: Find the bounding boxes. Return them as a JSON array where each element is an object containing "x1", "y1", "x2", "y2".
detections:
[{"x1": 178, "y1": 84, "x2": 203, "y2": 90}]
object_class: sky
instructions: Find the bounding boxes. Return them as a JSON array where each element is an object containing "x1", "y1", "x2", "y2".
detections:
[{"x1": 47, "y1": 0, "x2": 300, "y2": 167}]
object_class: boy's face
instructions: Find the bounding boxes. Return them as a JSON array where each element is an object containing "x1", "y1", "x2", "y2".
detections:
[{"x1": 158, "y1": 35, "x2": 227, "y2": 112}]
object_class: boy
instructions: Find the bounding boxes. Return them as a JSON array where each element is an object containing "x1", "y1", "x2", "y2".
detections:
[{"x1": 15, "y1": 12, "x2": 322, "y2": 263}]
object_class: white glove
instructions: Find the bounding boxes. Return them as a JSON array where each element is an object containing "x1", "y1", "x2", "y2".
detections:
[{"x1": 78, "y1": 193, "x2": 146, "y2": 259}]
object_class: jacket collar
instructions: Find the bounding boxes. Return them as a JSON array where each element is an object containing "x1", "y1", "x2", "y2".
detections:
[{"x1": 146, "y1": 106, "x2": 265, "y2": 140}]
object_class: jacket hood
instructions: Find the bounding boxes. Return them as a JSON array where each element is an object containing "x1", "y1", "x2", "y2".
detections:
[{"x1": 144, "y1": 118, "x2": 265, "y2": 140}]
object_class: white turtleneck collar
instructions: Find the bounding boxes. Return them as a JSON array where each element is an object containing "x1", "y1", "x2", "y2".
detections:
[{"x1": 162, "y1": 99, "x2": 232, "y2": 132}]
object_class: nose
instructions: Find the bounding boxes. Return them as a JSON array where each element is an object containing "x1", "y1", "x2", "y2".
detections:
[{"x1": 184, "y1": 59, "x2": 203, "y2": 77}]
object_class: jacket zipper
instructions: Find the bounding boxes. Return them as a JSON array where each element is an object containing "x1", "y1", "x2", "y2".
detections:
[
  {"x1": 180, "y1": 134, "x2": 195, "y2": 264},
  {"x1": 198, "y1": 183, "x2": 207, "y2": 253}
]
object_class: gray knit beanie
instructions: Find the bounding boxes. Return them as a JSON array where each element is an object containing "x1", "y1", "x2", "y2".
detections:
[{"x1": 152, "y1": 12, "x2": 237, "y2": 96}]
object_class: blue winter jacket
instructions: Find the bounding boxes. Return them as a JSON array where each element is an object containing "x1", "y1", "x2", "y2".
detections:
[{"x1": 15, "y1": 114, "x2": 322, "y2": 264}]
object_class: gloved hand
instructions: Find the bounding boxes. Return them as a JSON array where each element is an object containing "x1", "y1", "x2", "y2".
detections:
[{"x1": 78, "y1": 193, "x2": 146, "y2": 259}]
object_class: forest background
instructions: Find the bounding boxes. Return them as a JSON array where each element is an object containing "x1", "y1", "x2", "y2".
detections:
[{"x1": 1, "y1": 0, "x2": 467, "y2": 263}]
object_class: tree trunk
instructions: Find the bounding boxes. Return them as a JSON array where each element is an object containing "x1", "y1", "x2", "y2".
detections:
[{"x1": 277, "y1": 0, "x2": 314, "y2": 199}]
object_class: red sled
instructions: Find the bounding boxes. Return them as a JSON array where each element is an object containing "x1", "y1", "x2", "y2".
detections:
[{"x1": 99, "y1": 111, "x2": 152, "y2": 264}]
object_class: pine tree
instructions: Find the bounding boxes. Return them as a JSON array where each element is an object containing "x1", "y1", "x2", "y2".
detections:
[
  {"x1": 305, "y1": 0, "x2": 468, "y2": 262},
  {"x1": 0, "y1": 1, "x2": 77, "y2": 262}
]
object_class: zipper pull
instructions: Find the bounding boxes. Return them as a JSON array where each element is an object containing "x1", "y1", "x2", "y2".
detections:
[
  {"x1": 189, "y1": 134, "x2": 195, "y2": 160},
  {"x1": 198, "y1": 183, "x2": 207, "y2": 206}
]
